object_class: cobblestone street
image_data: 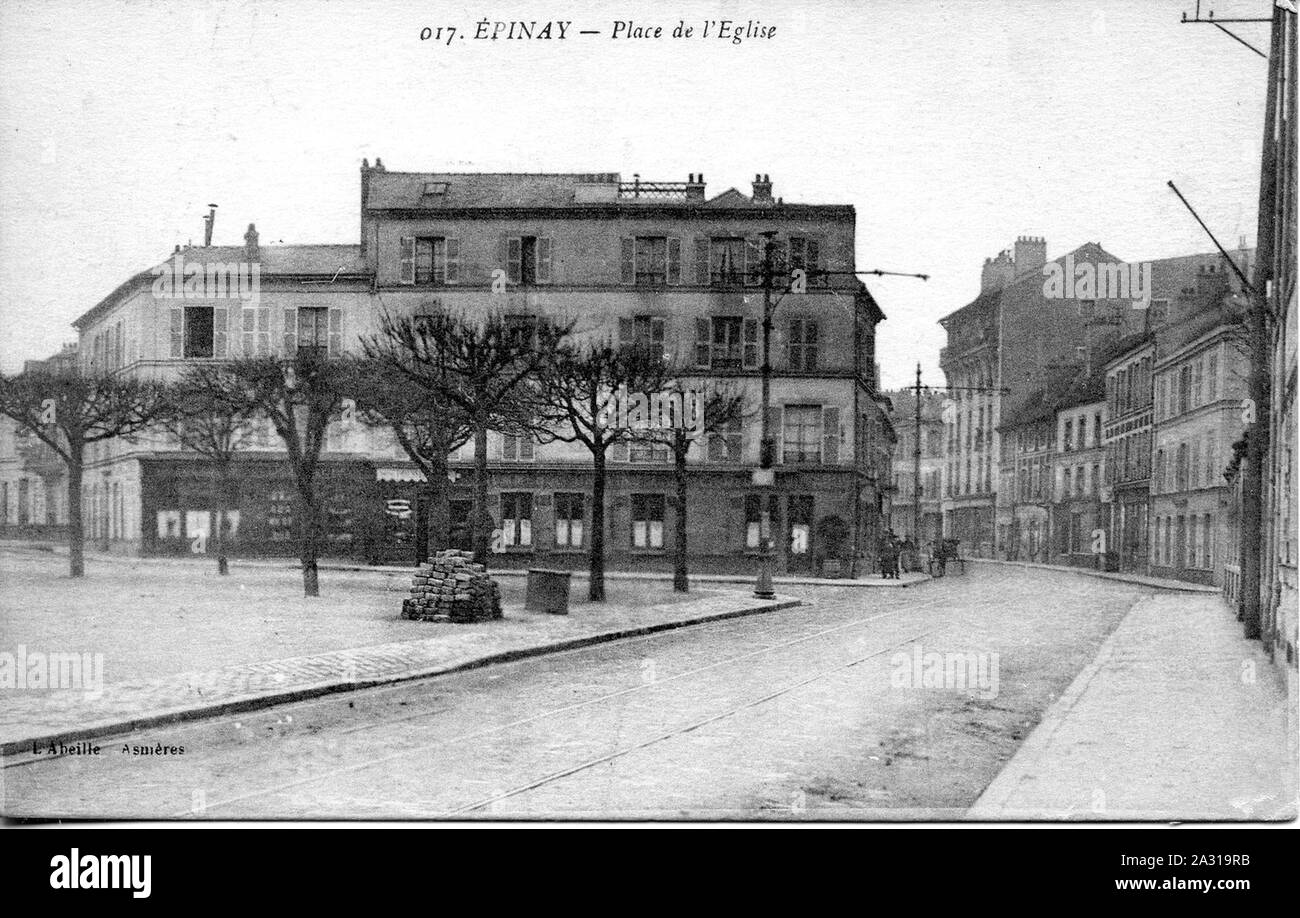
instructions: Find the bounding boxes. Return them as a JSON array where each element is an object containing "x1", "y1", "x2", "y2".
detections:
[{"x1": 7, "y1": 564, "x2": 1282, "y2": 821}]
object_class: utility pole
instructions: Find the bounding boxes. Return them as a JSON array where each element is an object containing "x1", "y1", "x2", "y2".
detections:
[
  {"x1": 753, "y1": 232, "x2": 778, "y2": 599},
  {"x1": 750, "y1": 243, "x2": 928, "y2": 597},
  {"x1": 1168, "y1": 0, "x2": 1284, "y2": 640},
  {"x1": 913, "y1": 362, "x2": 923, "y2": 545}
]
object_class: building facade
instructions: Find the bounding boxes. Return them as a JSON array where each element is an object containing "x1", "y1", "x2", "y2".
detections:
[
  {"x1": 59, "y1": 165, "x2": 895, "y2": 575},
  {"x1": 886, "y1": 387, "x2": 944, "y2": 546},
  {"x1": 1050, "y1": 384, "x2": 1107, "y2": 569}
]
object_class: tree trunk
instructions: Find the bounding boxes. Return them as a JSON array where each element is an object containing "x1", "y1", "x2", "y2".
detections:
[
  {"x1": 472, "y1": 422, "x2": 491, "y2": 566},
  {"x1": 426, "y1": 450, "x2": 450, "y2": 555},
  {"x1": 589, "y1": 446, "x2": 607, "y2": 601},
  {"x1": 67, "y1": 451, "x2": 84, "y2": 578},
  {"x1": 215, "y1": 462, "x2": 229, "y2": 576},
  {"x1": 673, "y1": 437, "x2": 689, "y2": 593},
  {"x1": 297, "y1": 471, "x2": 320, "y2": 597}
]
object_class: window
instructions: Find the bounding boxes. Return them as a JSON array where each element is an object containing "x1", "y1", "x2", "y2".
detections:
[
  {"x1": 787, "y1": 495, "x2": 813, "y2": 555},
  {"x1": 1091, "y1": 463, "x2": 1100, "y2": 495},
  {"x1": 1203, "y1": 513, "x2": 1214, "y2": 569},
  {"x1": 695, "y1": 316, "x2": 758, "y2": 369},
  {"x1": 744, "y1": 494, "x2": 777, "y2": 549},
  {"x1": 709, "y1": 237, "x2": 752, "y2": 286},
  {"x1": 554, "y1": 493, "x2": 584, "y2": 548},
  {"x1": 1207, "y1": 352, "x2": 1218, "y2": 401},
  {"x1": 619, "y1": 315, "x2": 665, "y2": 358},
  {"x1": 1076, "y1": 465, "x2": 1085, "y2": 496},
  {"x1": 501, "y1": 430, "x2": 535, "y2": 461},
  {"x1": 707, "y1": 417, "x2": 742, "y2": 462},
  {"x1": 1150, "y1": 299, "x2": 1169, "y2": 325},
  {"x1": 399, "y1": 236, "x2": 461, "y2": 285},
  {"x1": 788, "y1": 236, "x2": 822, "y2": 285},
  {"x1": 1175, "y1": 443, "x2": 1189, "y2": 491},
  {"x1": 787, "y1": 318, "x2": 819, "y2": 371},
  {"x1": 631, "y1": 493, "x2": 665, "y2": 549},
  {"x1": 621, "y1": 236, "x2": 678, "y2": 286},
  {"x1": 629, "y1": 436, "x2": 669, "y2": 462},
  {"x1": 1193, "y1": 359, "x2": 1203, "y2": 408},
  {"x1": 1178, "y1": 365, "x2": 1191, "y2": 414},
  {"x1": 170, "y1": 306, "x2": 228, "y2": 359},
  {"x1": 1063, "y1": 421, "x2": 1073, "y2": 453},
  {"x1": 297, "y1": 307, "x2": 335, "y2": 358},
  {"x1": 500, "y1": 492, "x2": 533, "y2": 547},
  {"x1": 782, "y1": 405, "x2": 822, "y2": 464},
  {"x1": 1062, "y1": 468, "x2": 1072, "y2": 498},
  {"x1": 503, "y1": 313, "x2": 538, "y2": 351},
  {"x1": 241, "y1": 307, "x2": 270, "y2": 357}
]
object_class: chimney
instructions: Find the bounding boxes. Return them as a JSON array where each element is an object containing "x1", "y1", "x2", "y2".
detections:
[
  {"x1": 685, "y1": 171, "x2": 706, "y2": 202},
  {"x1": 244, "y1": 223, "x2": 259, "y2": 261},
  {"x1": 752, "y1": 173, "x2": 773, "y2": 204},
  {"x1": 981, "y1": 249, "x2": 1015, "y2": 292},
  {"x1": 1014, "y1": 235, "x2": 1046, "y2": 276},
  {"x1": 203, "y1": 204, "x2": 218, "y2": 246},
  {"x1": 360, "y1": 158, "x2": 372, "y2": 258}
]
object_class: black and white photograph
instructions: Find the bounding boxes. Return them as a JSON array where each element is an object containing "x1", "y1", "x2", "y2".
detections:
[{"x1": 0, "y1": 0, "x2": 1295, "y2": 843}]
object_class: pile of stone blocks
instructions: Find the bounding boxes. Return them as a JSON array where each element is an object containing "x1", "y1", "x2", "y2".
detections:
[{"x1": 401, "y1": 550, "x2": 503, "y2": 623}]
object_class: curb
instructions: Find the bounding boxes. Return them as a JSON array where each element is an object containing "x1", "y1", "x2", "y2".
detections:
[
  {"x1": 0, "y1": 544, "x2": 929, "y2": 589},
  {"x1": 978, "y1": 558, "x2": 1220, "y2": 593},
  {"x1": 2, "y1": 597, "x2": 803, "y2": 760}
]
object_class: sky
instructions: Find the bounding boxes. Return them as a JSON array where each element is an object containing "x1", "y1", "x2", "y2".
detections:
[{"x1": 0, "y1": 0, "x2": 1273, "y2": 387}]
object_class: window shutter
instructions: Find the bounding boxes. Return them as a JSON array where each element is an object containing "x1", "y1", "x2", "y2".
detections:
[
  {"x1": 666, "y1": 237, "x2": 681, "y2": 285},
  {"x1": 694, "y1": 237, "x2": 710, "y2": 285},
  {"x1": 169, "y1": 307, "x2": 184, "y2": 359},
  {"x1": 743, "y1": 319, "x2": 759, "y2": 368},
  {"x1": 399, "y1": 236, "x2": 416, "y2": 285},
  {"x1": 328, "y1": 308, "x2": 342, "y2": 357},
  {"x1": 282, "y1": 308, "x2": 297, "y2": 356},
  {"x1": 620, "y1": 237, "x2": 635, "y2": 284},
  {"x1": 502, "y1": 434, "x2": 517, "y2": 461},
  {"x1": 618, "y1": 317, "x2": 634, "y2": 347},
  {"x1": 694, "y1": 318, "x2": 711, "y2": 368},
  {"x1": 536, "y1": 237, "x2": 552, "y2": 283},
  {"x1": 445, "y1": 237, "x2": 460, "y2": 284},
  {"x1": 520, "y1": 436, "x2": 535, "y2": 461},
  {"x1": 507, "y1": 237, "x2": 523, "y2": 284},
  {"x1": 213, "y1": 307, "x2": 228, "y2": 358},
  {"x1": 744, "y1": 238, "x2": 763, "y2": 286},
  {"x1": 822, "y1": 407, "x2": 840, "y2": 464}
]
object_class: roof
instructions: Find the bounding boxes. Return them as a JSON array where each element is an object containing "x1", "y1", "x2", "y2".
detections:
[
  {"x1": 366, "y1": 172, "x2": 614, "y2": 210},
  {"x1": 72, "y1": 244, "x2": 365, "y2": 329}
]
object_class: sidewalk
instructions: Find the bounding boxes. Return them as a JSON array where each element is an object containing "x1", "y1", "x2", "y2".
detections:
[
  {"x1": 980, "y1": 557, "x2": 1220, "y2": 593},
  {"x1": 1, "y1": 585, "x2": 801, "y2": 759},
  {"x1": 0, "y1": 541, "x2": 929, "y2": 588},
  {"x1": 968, "y1": 590, "x2": 1297, "y2": 821}
]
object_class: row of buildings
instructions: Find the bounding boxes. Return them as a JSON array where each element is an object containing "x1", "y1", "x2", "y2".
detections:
[
  {"x1": 1, "y1": 165, "x2": 899, "y2": 576},
  {"x1": 889, "y1": 240, "x2": 1256, "y2": 591}
]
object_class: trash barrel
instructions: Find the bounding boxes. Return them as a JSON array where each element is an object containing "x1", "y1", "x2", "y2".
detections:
[{"x1": 525, "y1": 568, "x2": 572, "y2": 615}]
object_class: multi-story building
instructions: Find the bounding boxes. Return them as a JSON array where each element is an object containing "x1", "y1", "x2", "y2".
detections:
[
  {"x1": 1050, "y1": 377, "x2": 1107, "y2": 568},
  {"x1": 1149, "y1": 279, "x2": 1248, "y2": 587},
  {"x1": 886, "y1": 387, "x2": 944, "y2": 545},
  {"x1": 1100, "y1": 334, "x2": 1154, "y2": 574},
  {"x1": 0, "y1": 343, "x2": 78, "y2": 540},
  {"x1": 61, "y1": 164, "x2": 895, "y2": 575},
  {"x1": 940, "y1": 237, "x2": 1142, "y2": 557}
]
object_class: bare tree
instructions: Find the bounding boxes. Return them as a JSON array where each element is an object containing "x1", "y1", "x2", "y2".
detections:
[
  {"x1": 220, "y1": 353, "x2": 357, "y2": 597},
  {"x1": 643, "y1": 377, "x2": 749, "y2": 592},
  {"x1": 352, "y1": 357, "x2": 473, "y2": 559},
  {"x1": 363, "y1": 311, "x2": 571, "y2": 566},
  {"x1": 0, "y1": 368, "x2": 167, "y2": 577},
  {"x1": 534, "y1": 339, "x2": 673, "y2": 601},
  {"x1": 157, "y1": 364, "x2": 262, "y2": 574}
]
